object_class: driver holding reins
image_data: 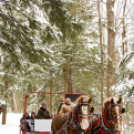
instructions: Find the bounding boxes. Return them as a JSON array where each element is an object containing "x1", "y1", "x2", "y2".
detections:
[{"x1": 59, "y1": 98, "x2": 74, "y2": 114}]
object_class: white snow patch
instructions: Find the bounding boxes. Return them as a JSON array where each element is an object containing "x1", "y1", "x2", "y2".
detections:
[
  {"x1": 0, "y1": 100, "x2": 6, "y2": 105},
  {"x1": 0, "y1": 113, "x2": 22, "y2": 134},
  {"x1": 126, "y1": 58, "x2": 134, "y2": 71}
]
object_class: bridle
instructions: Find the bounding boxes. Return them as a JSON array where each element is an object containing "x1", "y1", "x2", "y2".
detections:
[
  {"x1": 105, "y1": 104, "x2": 125, "y2": 124},
  {"x1": 53, "y1": 101, "x2": 94, "y2": 134},
  {"x1": 69, "y1": 102, "x2": 94, "y2": 133},
  {"x1": 77, "y1": 102, "x2": 94, "y2": 117},
  {"x1": 100, "y1": 104, "x2": 125, "y2": 133},
  {"x1": 91, "y1": 104, "x2": 125, "y2": 134}
]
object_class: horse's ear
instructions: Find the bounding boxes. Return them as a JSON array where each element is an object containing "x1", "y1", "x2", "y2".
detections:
[
  {"x1": 88, "y1": 97, "x2": 92, "y2": 103},
  {"x1": 76, "y1": 96, "x2": 83, "y2": 105},
  {"x1": 117, "y1": 98, "x2": 122, "y2": 104},
  {"x1": 80, "y1": 96, "x2": 83, "y2": 102},
  {"x1": 111, "y1": 98, "x2": 114, "y2": 104}
]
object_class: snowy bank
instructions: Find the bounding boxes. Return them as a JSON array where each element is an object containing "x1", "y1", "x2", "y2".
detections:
[{"x1": 0, "y1": 113, "x2": 22, "y2": 134}]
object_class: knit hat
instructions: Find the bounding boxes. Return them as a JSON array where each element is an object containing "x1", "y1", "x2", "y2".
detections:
[{"x1": 41, "y1": 102, "x2": 47, "y2": 106}]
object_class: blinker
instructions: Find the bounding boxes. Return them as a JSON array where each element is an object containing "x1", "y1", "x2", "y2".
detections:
[
  {"x1": 90, "y1": 106, "x2": 94, "y2": 113},
  {"x1": 121, "y1": 107, "x2": 125, "y2": 114}
]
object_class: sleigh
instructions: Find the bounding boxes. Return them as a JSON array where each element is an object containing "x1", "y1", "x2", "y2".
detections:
[
  {"x1": 20, "y1": 92, "x2": 88, "y2": 134},
  {"x1": 19, "y1": 119, "x2": 52, "y2": 134}
]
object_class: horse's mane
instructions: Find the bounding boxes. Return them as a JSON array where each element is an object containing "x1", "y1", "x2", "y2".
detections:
[
  {"x1": 104, "y1": 97, "x2": 118, "y2": 106},
  {"x1": 75, "y1": 95, "x2": 89, "y2": 106}
]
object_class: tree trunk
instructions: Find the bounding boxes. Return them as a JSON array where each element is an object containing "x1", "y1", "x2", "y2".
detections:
[
  {"x1": 68, "y1": 67, "x2": 72, "y2": 93},
  {"x1": 122, "y1": 1, "x2": 126, "y2": 56},
  {"x1": 122, "y1": 0, "x2": 127, "y2": 80},
  {"x1": 63, "y1": 47, "x2": 73, "y2": 94},
  {"x1": 8, "y1": 92, "x2": 15, "y2": 112},
  {"x1": 98, "y1": 0, "x2": 104, "y2": 106},
  {"x1": 2, "y1": 81, "x2": 8, "y2": 124},
  {"x1": 50, "y1": 70, "x2": 53, "y2": 114},
  {"x1": 107, "y1": 0, "x2": 115, "y2": 97},
  {"x1": 4, "y1": 81, "x2": 8, "y2": 102},
  {"x1": 68, "y1": 51, "x2": 73, "y2": 93},
  {"x1": 2, "y1": 105, "x2": 7, "y2": 125},
  {"x1": 63, "y1": 68, "x2": 69, "y2": 93},
  {"x1": 13, "y1": 93, "x2": 18, "y2": 113}
]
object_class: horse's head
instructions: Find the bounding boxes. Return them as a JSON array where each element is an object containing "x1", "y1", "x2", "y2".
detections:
[
  {"x1": 76, "y1": 96, "x2": 93, "y2": 130},
  {"x1": 104, "y1": 97, "x2": 125, "y2": 132}
]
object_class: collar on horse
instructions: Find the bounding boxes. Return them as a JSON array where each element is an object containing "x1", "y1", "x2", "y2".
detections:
[
  {"x1": 69, "y1": 109, "x2": 81, "y2": 132},
  {"x1": 92, "y1": 107, "x2": 122, "y2": 134},
  {"x1": 69, "y1": 107, "x2": 92, "y2": 133},
  {"x1": 98, "y1": 108, "x2": 116, "y2": 133},
  {"x1": 53, "y1": 104, "x2": 92, "y2": 134}
]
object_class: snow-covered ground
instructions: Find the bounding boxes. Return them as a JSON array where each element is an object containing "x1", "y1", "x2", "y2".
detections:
[
  {"x1": 0, "y1": 113, "x2": 133, "y2": 134},
  {"x1": 0, "y1": 113, "x2": 22, "y2": 134}
]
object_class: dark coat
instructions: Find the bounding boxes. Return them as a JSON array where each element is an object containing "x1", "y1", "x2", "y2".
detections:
[
  {"x1": 20, "y1": 115, "x2": 30, "y2": 132},
  {"x1": 57, "y1": 102, "x2": 64, "y2": 114},
  {"x1": 36, "y1": 107, "x2": 50, "y2": 119}
]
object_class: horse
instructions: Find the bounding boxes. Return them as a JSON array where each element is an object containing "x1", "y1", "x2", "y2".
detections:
[
  {"x1": 51, "y1": 96, "x2": 94, "y2": 134},
  {"x1": 91, "y1": 97, "x2": 125, "y2": 134}
]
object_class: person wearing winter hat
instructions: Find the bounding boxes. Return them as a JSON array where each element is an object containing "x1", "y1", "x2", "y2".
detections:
[
  {"x1": 30, "y1": 112, "x2": 36, "y2": 125},
  {"x1": 59, "y1": 98, "x2": 73, "y2": 114},
  {"x1": 36, "y1": 102, "x2": 51, "y2": 119},
  {"x1": 20, "y1": 113, "x2": 30, "y2": 132}
]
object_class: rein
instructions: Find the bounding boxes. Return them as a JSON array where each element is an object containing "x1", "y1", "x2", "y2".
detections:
[
  {"x1": 105, "y1": 104, "x2": 122, "y2": 124},
  {"x1": 53, "y1": 102, "x2": 93, "y2": 134},
  {"x1": 77, "y1": 103, "x2": 93, "y2": 117},
  {"x1": 101, "y1": 107, "x2": 122, "y2": 133},
  {"x1": 69, "y1": 109, "x2": 93, "y2": 133},
  {"x1": 92, "y1": 104, "x2": 123, "y2": 134},
  {"x1": 69, "y1": 105, "x2": 93, "y2": 133},
  {"x1": 102, "y1": 108, "x2": 111, "y2": 128}
]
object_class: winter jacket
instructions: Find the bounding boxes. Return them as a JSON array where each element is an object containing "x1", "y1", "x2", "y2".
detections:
[
  {"x1": 36, "y1": 107, "x2": 51, "y2": 119},
  {"x1": 57, "y1": 102, "x2": 64, "y2": 114},
  {"x1": 20, "y1": 116, "x2": 30, "y2": 132}
]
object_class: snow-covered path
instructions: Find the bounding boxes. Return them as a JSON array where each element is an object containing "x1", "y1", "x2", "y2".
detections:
[{"x1": 0, "y1": 113, "x2": 22, "y2": 134}]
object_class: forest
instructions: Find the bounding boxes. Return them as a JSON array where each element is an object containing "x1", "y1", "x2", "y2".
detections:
[{"x1": 0, "y1": 0, "x2": 134, "y2": 132}]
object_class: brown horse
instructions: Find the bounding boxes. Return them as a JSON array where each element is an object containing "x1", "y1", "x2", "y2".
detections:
[
  {"x1": 51, "y1": 96, "x2": 94, "y2": 134},
  {"x1": 91, "y1": 97, "x2": 125, "y2": 134}
]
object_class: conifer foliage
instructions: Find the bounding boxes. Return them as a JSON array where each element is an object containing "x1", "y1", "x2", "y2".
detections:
[{"x1": 0, "y1": 2, "x2": 134, "y2": 129}]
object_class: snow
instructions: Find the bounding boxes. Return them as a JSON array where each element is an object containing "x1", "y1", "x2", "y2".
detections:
[
  {"x1": 126, "y1": 58, "x2": 134, "y2": 71},
  {"x1": 0, "y1": 38, "x2": 7, "y2": 44},
  {"x1": 114, "y1": 78, "x2": 134, "y2": 93},
  {"x1": 0, "y1": 113, "x2": 22, "y2": 134},
  {"x1": 0, "y1": 100, "x2": 6, "y2": 105}
]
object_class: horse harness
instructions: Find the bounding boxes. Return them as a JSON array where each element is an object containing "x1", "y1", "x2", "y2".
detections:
[
  {"x1": 69, "y1": 106, "x2": 93, "y2": 134},
  {"x1": 53, "y1": 102, "x2": 93, "y2": 134},
  {"x1": 91, "y1": 104, "x2": 125, "y2": 134}
]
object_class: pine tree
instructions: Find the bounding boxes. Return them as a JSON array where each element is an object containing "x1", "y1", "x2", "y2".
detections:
[{"x1": 107, "y1": 0, "x2": 115, "y2": 97}]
